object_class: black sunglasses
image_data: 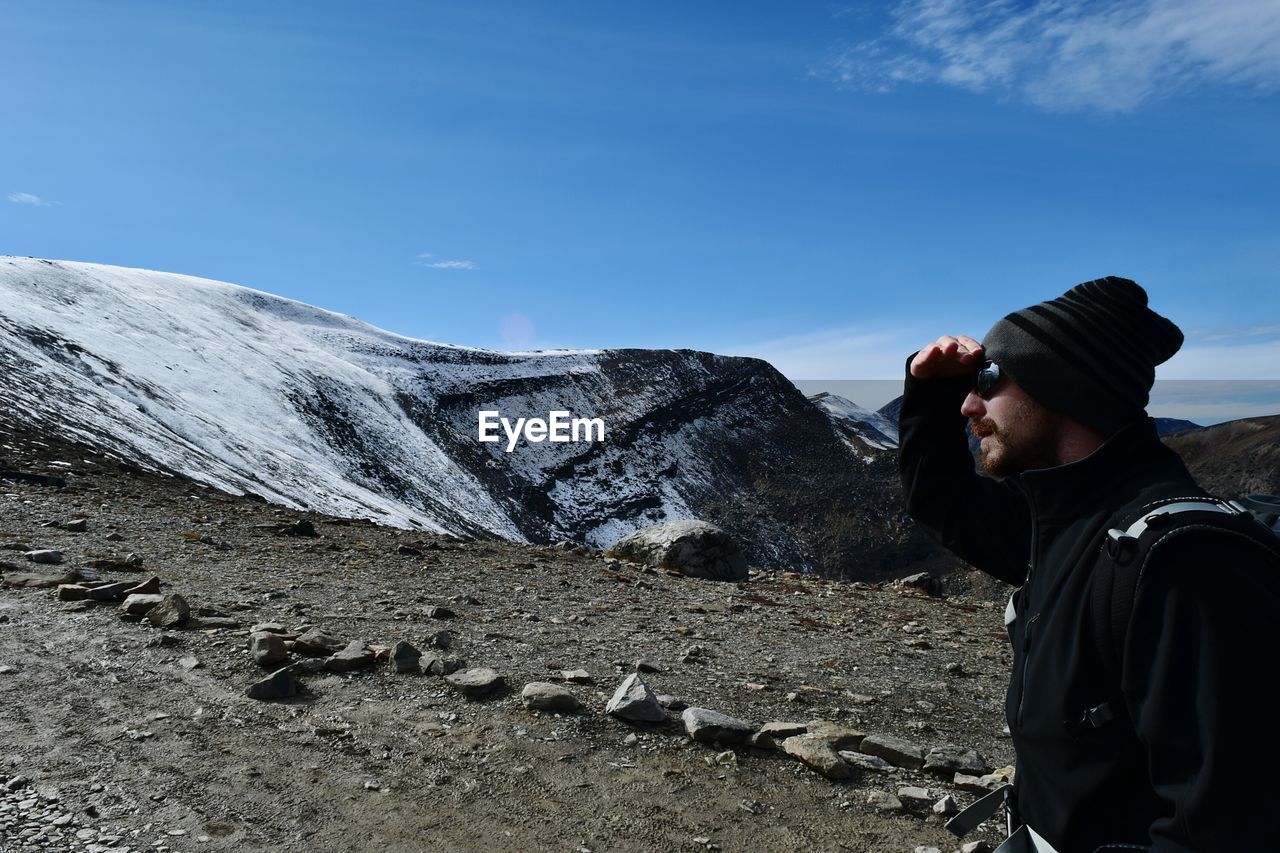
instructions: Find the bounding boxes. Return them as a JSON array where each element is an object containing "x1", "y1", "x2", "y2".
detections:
[{"x1": 974, "y1": 360, "x2": 1001, "y2": 398}]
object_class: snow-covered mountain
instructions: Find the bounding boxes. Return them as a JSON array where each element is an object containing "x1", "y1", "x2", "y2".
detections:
[
  {"x1": 0, "y1": 257, "x2": 928, "y2": 577},
  {"x1": 807, "y1": 392, "x2": 899, "y2": 452}
]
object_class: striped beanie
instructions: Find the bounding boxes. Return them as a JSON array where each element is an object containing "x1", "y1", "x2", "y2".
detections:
[{"x1": 981, "y1": 277, "x2": 1183, "y2": 436}]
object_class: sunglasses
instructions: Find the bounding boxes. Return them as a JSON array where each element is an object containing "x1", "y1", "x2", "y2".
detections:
[{"x1": 974, "y1": 360, "x2": 1002, "y2": 398}]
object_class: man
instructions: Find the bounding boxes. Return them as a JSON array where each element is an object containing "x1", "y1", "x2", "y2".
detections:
[{"x1": 899, "y1": 276, "x2": 1280, "y2": 852}]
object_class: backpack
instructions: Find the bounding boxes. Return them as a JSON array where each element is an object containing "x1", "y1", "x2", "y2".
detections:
[{"x1": 1073, "y1": 494, "x2": 1280, "y2": 732}]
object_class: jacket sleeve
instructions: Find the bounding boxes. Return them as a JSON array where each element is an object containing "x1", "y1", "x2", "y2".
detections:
[
  {"x1": 1122, "y1": 531, "x2": 1280, "y2": 851},
  {"x1": 897, "y1": 354, "x2": 1030, "y2": 585}
]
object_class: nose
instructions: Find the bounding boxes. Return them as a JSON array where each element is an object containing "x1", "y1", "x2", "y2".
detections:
[{"x1": 960, "y1": 391, "x2": 984, "y2": 420}]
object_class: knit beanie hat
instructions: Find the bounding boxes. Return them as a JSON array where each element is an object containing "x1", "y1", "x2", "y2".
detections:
[{"x1": 981, "y1": 276, "x2": 1183, "y2": 436}]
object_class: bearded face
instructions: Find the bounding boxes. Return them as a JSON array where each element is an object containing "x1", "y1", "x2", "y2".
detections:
[{"x1": 970, "y1": 395, "x2": 1065, "y2": 479}]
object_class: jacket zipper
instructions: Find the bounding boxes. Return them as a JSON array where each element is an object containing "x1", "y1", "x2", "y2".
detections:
[
  {"x1": 1018, "y1": 485, "x2": 1040, "y2": 731},
  {"x1": 1016, "y1": 610, "x2": 1040, "y2": 727}
]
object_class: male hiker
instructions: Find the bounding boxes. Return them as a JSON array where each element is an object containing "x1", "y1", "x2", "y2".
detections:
[{"x1": 899, "y1": 276, "x2": 1280, "y2": 852}]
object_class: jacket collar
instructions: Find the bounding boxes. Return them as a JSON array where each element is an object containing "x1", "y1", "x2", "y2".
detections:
[{"x1": 1011, "y1": 417, "x2": 1189, "y2": 521}]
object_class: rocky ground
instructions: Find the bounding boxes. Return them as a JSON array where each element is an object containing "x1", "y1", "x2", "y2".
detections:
[{"x1": 0, "y1": 425, "x2": 1016, "y2": 853}]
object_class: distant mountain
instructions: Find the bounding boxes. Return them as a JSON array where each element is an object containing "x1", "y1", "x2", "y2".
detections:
[
  {"x1": 879, "y1": 395, "x2": 1202, "y2": 442},
  {"x1": 807, "y1": 392, "x2": 898, "y2": 451},
  {"x1": 1153, "y1": 417, "x2": 1200, "y2": 436},
  {"x1": 877, "y1": 396, "x2": 902, "y2": 423},
  {"x1": 0, "y1": 257, "x2": 935, "y2": 578},
  {"x1": 1163, "y1": 414, "x2": 1280, "y2": 498}
]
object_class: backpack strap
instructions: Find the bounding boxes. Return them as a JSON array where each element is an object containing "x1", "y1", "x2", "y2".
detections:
[{"x1": 1074, "y1": 497, "x2": 1279, "y2": 734}]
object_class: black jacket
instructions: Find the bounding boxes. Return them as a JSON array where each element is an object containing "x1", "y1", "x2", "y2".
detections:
[{"x1": 899, "y1": 366, "x2": 1280, "y2": 852}]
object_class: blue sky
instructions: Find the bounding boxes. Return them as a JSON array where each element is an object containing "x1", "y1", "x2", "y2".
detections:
[{"x1": 4, "y1": 0, "x2": 1279, "y2": 394}]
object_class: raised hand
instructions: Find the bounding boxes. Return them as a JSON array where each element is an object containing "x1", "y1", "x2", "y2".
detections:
[{"x1": 909, "y1": 334, "x2": 984, "y2": 379}]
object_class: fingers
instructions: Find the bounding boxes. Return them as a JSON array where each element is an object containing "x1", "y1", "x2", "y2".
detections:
[
  {"x1": 910, "y1": 334, "x2": 983, "y2": 378},
  {"x1": 956, "y1": 335, "x2": 984, "y2": 358}
]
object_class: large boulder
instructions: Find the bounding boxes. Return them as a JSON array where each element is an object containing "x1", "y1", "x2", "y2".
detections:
[{"x1": 609, "y1": 520, "x2": 747, "y2": 582}]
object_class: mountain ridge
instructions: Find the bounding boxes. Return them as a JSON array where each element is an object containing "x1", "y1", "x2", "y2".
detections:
[{"x1": 0, "y1": 257, "x2": 929, "y2": 578}]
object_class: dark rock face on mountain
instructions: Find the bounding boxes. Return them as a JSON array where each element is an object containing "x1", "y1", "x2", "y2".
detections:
[
  {"x1": 1164, "y1": 415, "x2": 1280, "y2": 498},
  {"x1": 877, "y1": 396, "x2": 903, "y2": 424},
  {"x1": 1154, "y1": 417, "x2": 1200, "y2": 436},
  {"x1": 0, "y1": 257, "x2": 933, "y2": 579}
]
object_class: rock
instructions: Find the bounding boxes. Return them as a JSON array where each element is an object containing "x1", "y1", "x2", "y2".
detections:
[
  {"x1": 123, "y1": 576, "x2": 162, "y2": 596},
  {"x1": 521, "y1": 682, "x2": 580, "y2": 712},
  {"x1": 122, "y1": 593, "x2": 165, "y2": 615},
  {"x1": 425, "y1": 606, "x2": 455, "y2": 619},
  {"x1": 444, "y1": 667, "x2": 504, "y2": 698},
  {"x1": 87, "y1": 581, "x2": 134, "y2": 601},
  {"x1": 633, "y1": 659, "x2": 662, "y2": 673},
  {"x1": 56, "y1": 584, "x2": 90, "y2": 601},
  {"x1": 278, "y1": 519, "x2": 318, "y2": 537},
  {"x1": 945, "y1": 661, "x2": 967, "y2": 676},
  {"x1": 561, "y1": 669, "x2": 594, "y2": 684},
  {"x1": 961, "y1": 842, "x2": 995, "y2": 853},
  {"x1": 250, "y1": 622, "x2": 289, "y2": 634},
  {"x1": 605, "y1": 673, "x2": 666, "y2": 723},
  {"x1": 805, "y1": 720, "x2": 865, "y2": 750},
  {"x1": 837, "y1": 751, "x2": 895, "y2": 772},
  {"x1": 682, "y1": 708, "x2": 755, "y2": 745},
  {"x1": 892, "y1": 571, "x2": 942, "y2": 596},
  {"x1": 25, "y1": 550, "x2": 63, "y2": 565},
  {"x1": 4, "y1": 570, "x2": 80, "y2": 589},
  {"x1": 781, "y1": 735, "x2": 852, "y2": 780},
  {"x1": 189, "y1": 615, "x2": 240, "y2": 630},
  {"x1": 866, "y1": 791, "x2": 902, "y2": 812},
  {"x1": 739, "y1": 799, "x2": 765, "y2": 816},
  {"x1": 923, "y1": 744, "x2": 989, "y2": 778},
  {"x1": 245, "y1": 667, "x2": 298, "y2": 701},
  {"x1": 324, "y1": 641, "x2": 375, "y2": 673},
  {"x1": 858, "y1": 733, "x2": 925, "y2": 770},
  {"x1": 914, "y1": 848, "x2": 942, "y2": 853},
  {"x1": 609, "y1": 520, "x2": 748, "y2": 582},
  {"x1": 389, "y1": 641, "x2": 421, "y2": 674},
  {"x1": 418, "y1": 653, "x2": 462, "y2": 676},
  {"x1": 897, "y1": 785, "x2": 932, "y2": 806},
  {"x1": 758, "y1": 721, "x2": 808, "y2": 740},
  {"x1": 427, "y1": 630, "x2": 452, "y2": 650},
  {"x1": 250, "y1": 632, "x2": 290, "y2": 668},
  {"x1": 146, "y1": 594, "x2": 191, "y2": 628},
  {"x1": 178, "y1": 656, "x2": 202, "y2": 670},
  {"x1": 932, "y1": 794, "x2": 959, "y2": 816},
  {"x1": 954, "y1": 773, "x2": 996, "y2": 794},
  {"x1": 293, "y1": 627, "x2": 345, "y2": 656},
  {"x1": 285, "y1": 658, "x2": 326, "y2": 676}
]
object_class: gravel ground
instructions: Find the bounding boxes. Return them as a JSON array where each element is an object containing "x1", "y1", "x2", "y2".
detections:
[{"x1": 1, "y1": 426, "x2": 1016, "y2": 853}]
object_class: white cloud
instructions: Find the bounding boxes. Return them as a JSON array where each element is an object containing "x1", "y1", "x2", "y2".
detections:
[
  {"x1": 7, "y1": 191, "x2": 59, "y2": 207},
  {"x1": 1162, "y1": 339, "x2": 1280, "y2": 379},
  {"x1": 824, "y1": 0, "x2": 1280, "y2": 111},
  {"x1": 413, "y1": 253, "x2": 475, "y2": 270}
]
